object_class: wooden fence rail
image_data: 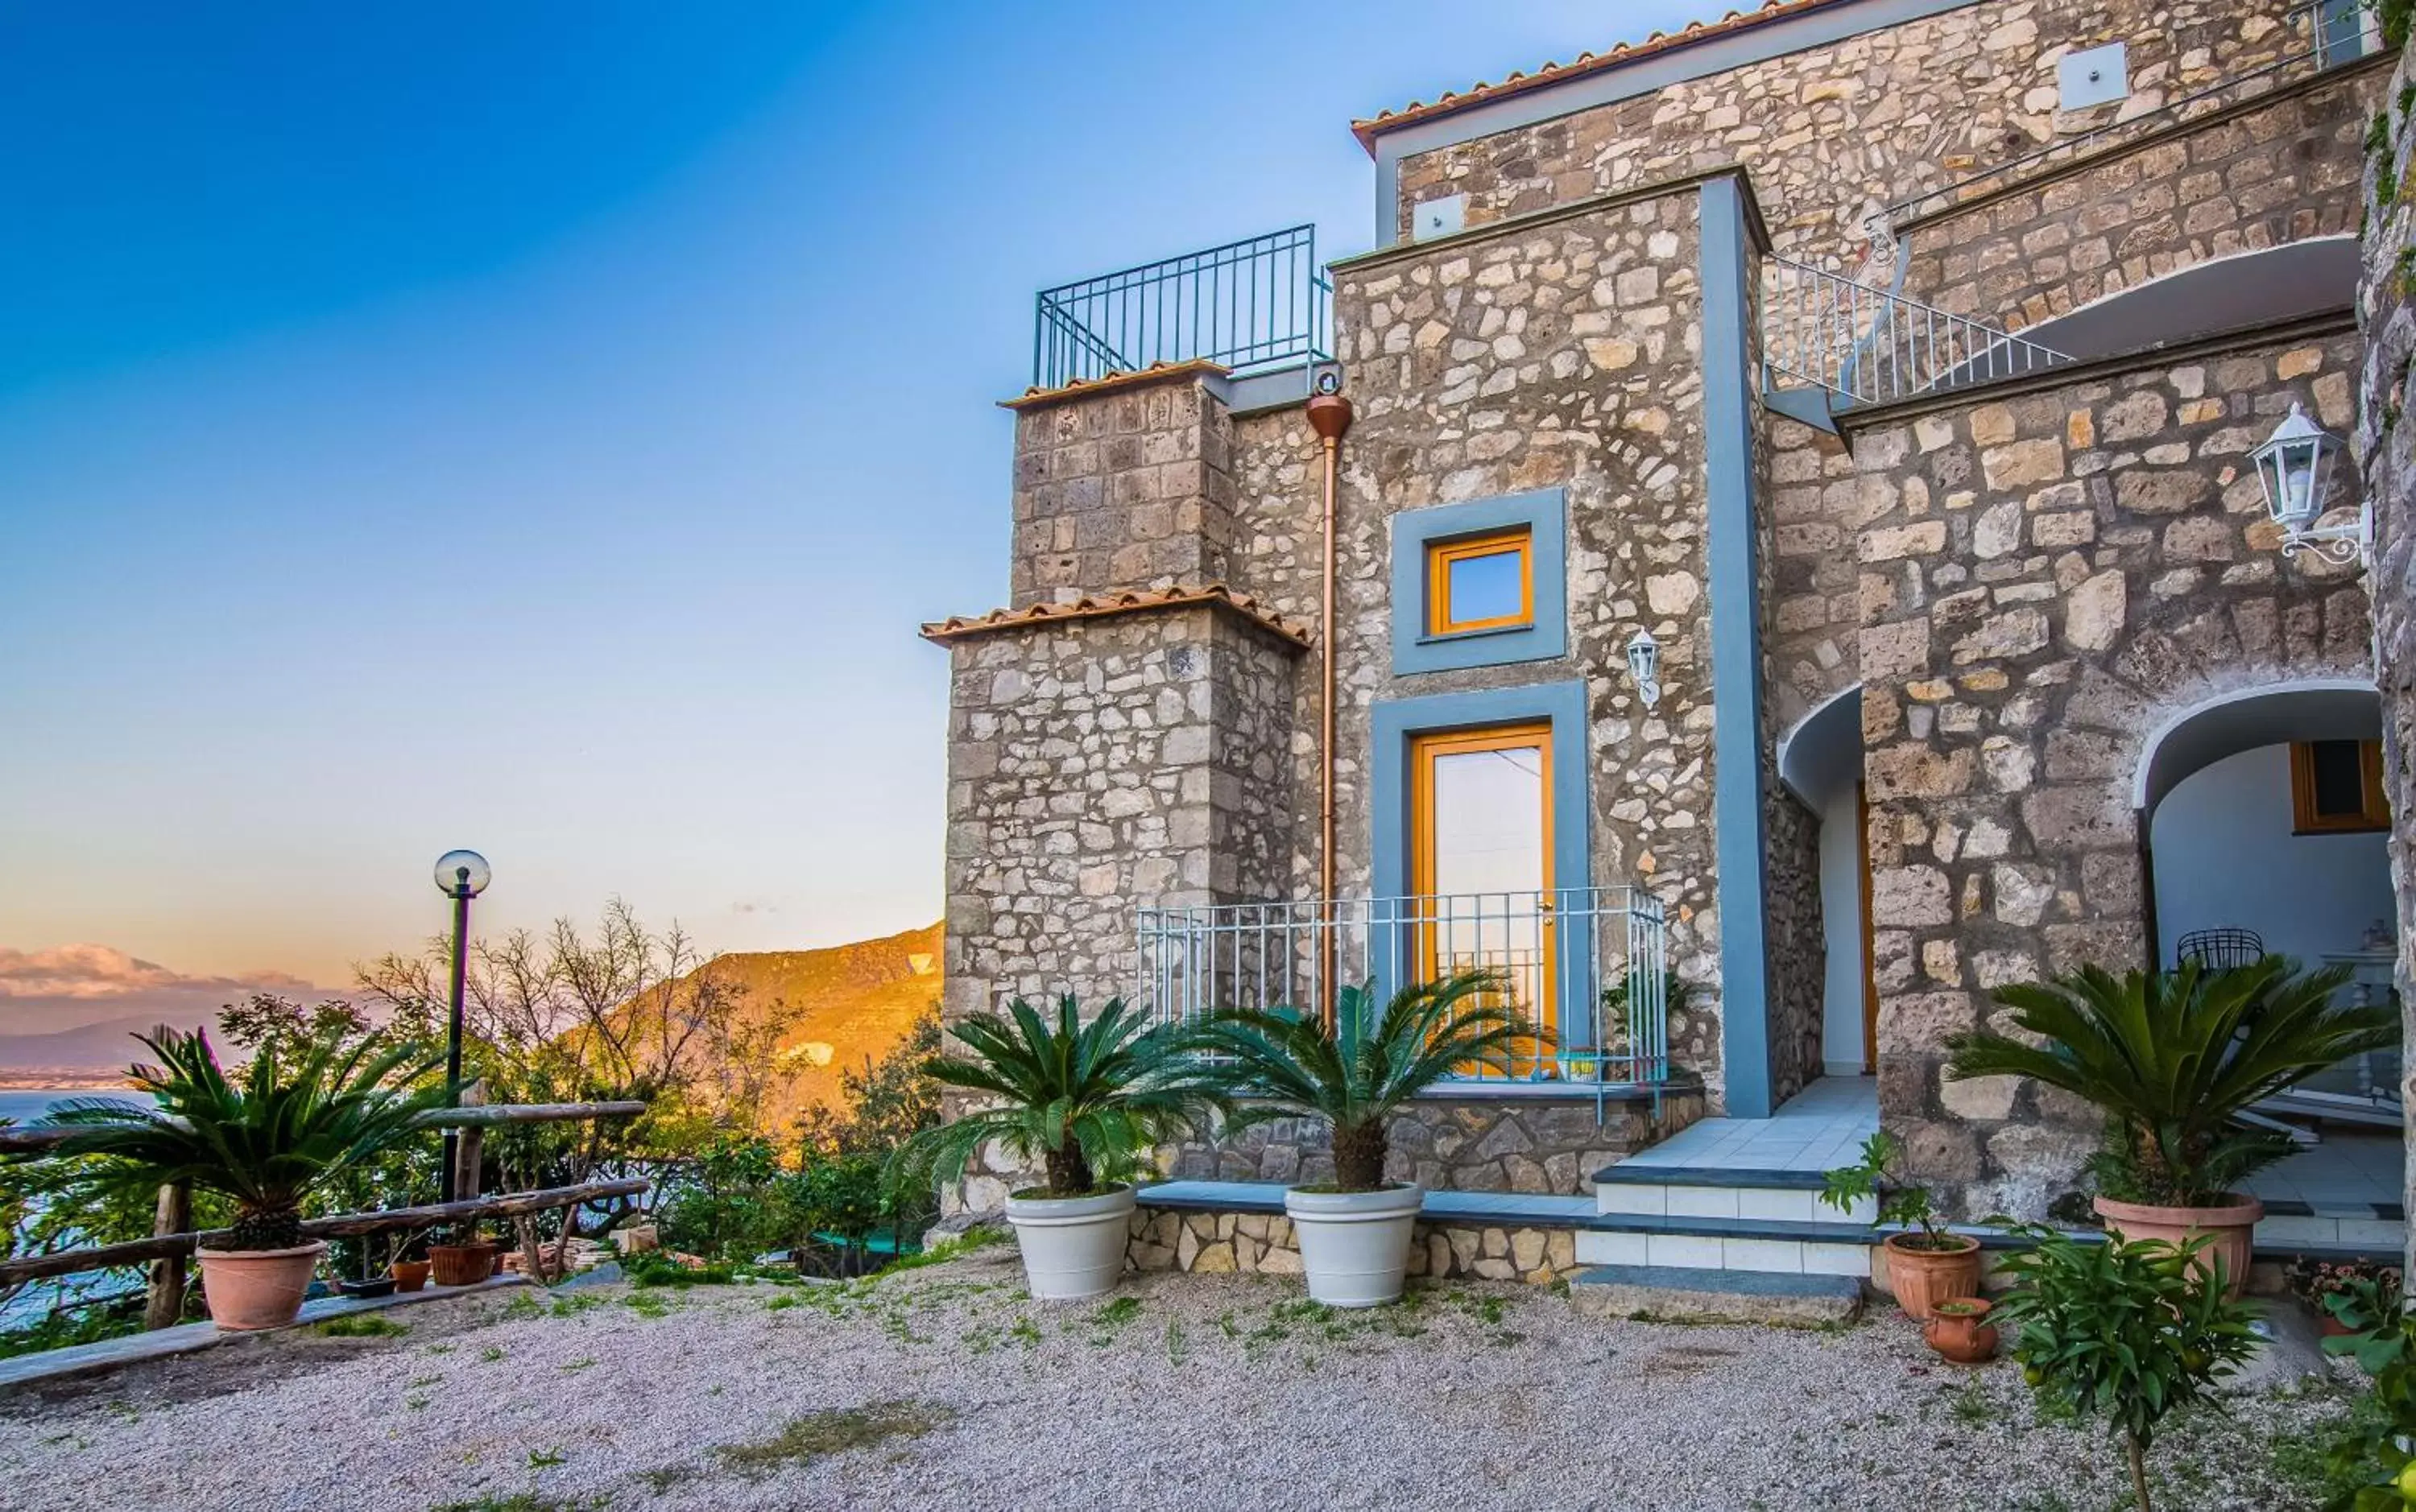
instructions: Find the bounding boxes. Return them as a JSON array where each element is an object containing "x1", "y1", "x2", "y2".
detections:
[
  {"x1": 0, "y1": 1177, "x2": 650, "y2": 1287},
  {"x1": 0, "y1": 1100, "x2": 647, "y2": 1155}
]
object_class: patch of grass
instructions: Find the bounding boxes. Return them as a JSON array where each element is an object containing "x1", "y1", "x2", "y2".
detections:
[
  {"x1": 625, "y1": 1251, "x2": 736, "y2": 1289},
  {"x1": 714, "y1": 1400, "x2": 954, "y2": 1477},
  {"x1": 316, "y1": 1315, "x2": 410, "y2": 1339},
  {"x1": 623, "y1": 1291, "x2": 672, "y2": 1320},
  {"x1": 499, "y1": 1294, "x2": 544, "y2": 1321},
  {"x1": 407, "y1": 1374, "x2": 443, "y2": 1390},
  {"x1": 1008, "y1": 1317, "x2": 1041, "y2": 1349},
  {"x1": 764, "y1": 1294, "x2": 799, "y2": 1313},
  {"x1": 1947, "y1": 1378, "x2": 1994, "y2": 1427},
  {"x1": 1090, "y1": 1295, "x2": 1142, "y2": 1328},
  {"x1": 548, "y1": 1294, "x2": 602, "y2": 1319},
  {"x1": 874, "y1": 1228, "x2": 1008, "y2": 1278},
  {"x1": 526, "y1": 1448, "x2": 567, "y2": 1469},
  {"x1": 635, "y1": 1466, "x2": 694, "y2": 1493},
  {"x1": 478, "y1": 1345, "x2": 506, "y2": 1363},
  {"x1": 1165, "y1": 1317, "x2": 1187, "y2": 1366},
  {"x1": 428, "y1": 1496, "x2": 605, "y2": 1512},
  {"x1": 557, "y1": 1357, "x2": 594, "y2": 1374}
]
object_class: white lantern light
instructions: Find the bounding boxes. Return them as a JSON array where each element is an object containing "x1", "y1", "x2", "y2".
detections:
[
  {"x1": 1625, "y1": 628, "x2": 1662, "y2": 708},
  {"x1": 2253, "y1": 402, "x2": 2337, "y2": 534}
]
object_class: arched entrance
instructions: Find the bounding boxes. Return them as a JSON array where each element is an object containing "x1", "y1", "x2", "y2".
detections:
[
  {"x1": 2132, "y1": 678, "x2": 2400, "y2": 1223},
  {"x1": 1778, "y1": 684, "x2": 1873, "y2": 1078}
]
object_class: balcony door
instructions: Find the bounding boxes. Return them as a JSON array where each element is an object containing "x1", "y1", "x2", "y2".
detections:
[{"x1": 1409, "y1": 722, "x2": 1555, "y2": 1071}]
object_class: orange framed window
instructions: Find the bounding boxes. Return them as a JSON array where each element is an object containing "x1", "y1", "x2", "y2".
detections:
[
  {"x1": 1409, "y1": 722, "x2": 1555, "y2": 1058},
  {"x1": 1425, "y1": 528, "x2": 1533, "y2": 637},
  {"x1": 2291, "y1": 739, "x2": 2390, "y2": 834}
]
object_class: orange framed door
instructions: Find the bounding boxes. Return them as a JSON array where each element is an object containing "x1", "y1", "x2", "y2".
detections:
[{"x1": 1409, "y1": 722, "x2": 1554, "y2": 1073}]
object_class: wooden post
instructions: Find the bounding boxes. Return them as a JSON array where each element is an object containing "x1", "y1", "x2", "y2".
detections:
[
  {"x1": 450, "y1": 1080, "x2": 487, "y2": 1224},
  {"x1": 143, "y1": 1181, "x2": 189, "y2": 1330}
]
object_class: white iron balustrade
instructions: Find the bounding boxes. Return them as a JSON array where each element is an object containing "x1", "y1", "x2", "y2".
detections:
[{"x1": 1135, "y1": 887, "x2": 1671, "y2": 1105}]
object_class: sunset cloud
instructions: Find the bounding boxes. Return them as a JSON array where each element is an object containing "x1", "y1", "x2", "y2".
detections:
[{"x1": 0, "y1": 944, "x2": 319, "y2": 1002}]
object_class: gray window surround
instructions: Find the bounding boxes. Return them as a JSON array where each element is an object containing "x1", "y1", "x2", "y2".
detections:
[{"x1": 1388, "y1": 488, "x2": 1569, "y2": 675}]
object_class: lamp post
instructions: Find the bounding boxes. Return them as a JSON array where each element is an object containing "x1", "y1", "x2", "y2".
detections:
[
  {"x1": 432, "y1": 849, "x2": 490, "y2": 1204},
  {"x1": 2253, "y1": 401, "x2": 2368, "y2": 571}
]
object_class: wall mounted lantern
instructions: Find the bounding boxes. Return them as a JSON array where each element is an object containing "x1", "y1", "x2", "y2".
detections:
[
  {"x1": 1626, "y1": 628, "x2": 1662, "y2": 708},
  {"x1": 2254, "y1": 402, "x2": 2369, "y2": 570}
]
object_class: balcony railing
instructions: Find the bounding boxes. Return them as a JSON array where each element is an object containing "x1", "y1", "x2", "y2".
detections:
[
  {"x1": 1032, "y1": 225, "x2": 1333, "y2": 390},
  {"x1": 1762, "y1": 255, "x2": 2073, "y2": 407},
  {"x1": 1135, "y1": 887, "x2": 1671, "y2": 1100}
]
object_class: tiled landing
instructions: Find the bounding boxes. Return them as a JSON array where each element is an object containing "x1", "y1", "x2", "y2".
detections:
[{"x1": 1615, "y1": 1076, "x2": 1880, "y2": 1177}]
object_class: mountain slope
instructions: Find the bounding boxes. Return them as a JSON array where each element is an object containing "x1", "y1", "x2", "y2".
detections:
[
  {"x1": 0, "y1": 1015, "x2": 161, "y2": 1078},
  {"x1": 686, "y1": 921, "x2": 942, "y2": 1130}
]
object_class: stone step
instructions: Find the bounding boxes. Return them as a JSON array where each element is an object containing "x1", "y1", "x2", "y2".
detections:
[
  {"x1": 1593, "y1": 1168, "x2": 1877, "y2": 1225},
  {"x1": 1574, "y1": 1215, "x2": 1878, "y2": 1278},
  {"x1": 1566, "y1": 1264, "x2": 1864, "y2": 1325}
]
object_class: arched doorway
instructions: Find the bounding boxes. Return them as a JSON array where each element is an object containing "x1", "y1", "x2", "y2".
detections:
[
  {"x1": 1778, "y1": 684, "x2": 1873, "y2": 1078},
  {"x1": 2133, "y1": 679, "x2": 2400, "y2": 1227}
]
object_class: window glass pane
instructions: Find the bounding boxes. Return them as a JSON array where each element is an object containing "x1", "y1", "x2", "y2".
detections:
[
  {"x1": 2309, "y1": 740, "x2": 2366, "y2": 816},
  {"x1": 1429, "y1": 742, "x2": 1545, "y2": 897},
  {"x1": 1446, "y1": 546, "x2": 1524, "y2": 626}
]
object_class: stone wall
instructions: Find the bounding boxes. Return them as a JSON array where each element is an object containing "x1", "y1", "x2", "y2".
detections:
[
  {"x1": 1129, "y1": 1205, "x2": 1581, "y2": 1286},
  {"x1": 1007, "y1": 369, "x2": 1238, "y2": 608},
  {"x1": 1321, "y1": 184, "x2": 1730, "y2": 1090},
  {"x1": 1895, "y1": 63, "x2": 2385, "y2": 328},
  {"x1": 1845, "y1": 331, "x2": 2369, "y2": 1218},
  {"x1": 1161, "y1": 1089, "x2": 1705, "y2": 1196},
  {"x1": 1392, "y1": 0, "x2": 2309, "y2": 262},
  {"x1": 1763, "y1": 779, "x2": 1829, "y2": 1105},
  {"x1": 2351, "y1": 27, "x2": 2416, "y2": 1279},
  {"x1": 937, "y1": 603, "x2": 1301, "y2": 1033}
]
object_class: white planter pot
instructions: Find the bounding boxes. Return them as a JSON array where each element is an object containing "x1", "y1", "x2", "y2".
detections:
[
  {"x1": 1004, "y1": 1185, "x2": 1136, "y2": 1300},
  {"x1": 1285, "y1": 1184, "x2": 1423, "y2": 1308}
]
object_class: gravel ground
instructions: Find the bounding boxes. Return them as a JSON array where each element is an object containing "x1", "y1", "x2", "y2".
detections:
[{"x1": 0, "y1": 1244, "x2": 2363, "y2": 1512}]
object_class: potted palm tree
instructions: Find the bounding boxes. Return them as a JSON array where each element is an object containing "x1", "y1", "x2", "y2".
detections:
[
  {"x1": 898, "y1": 995, "x2": 1217, "y2": 1301},
  {"x1": 1946, "y1": 958, "x2": 2393, "y2": 1298},
  {"x1": 1192, "y1": 972, "x2": 1532, "y2": 1308},
  {"x1": 49, "y1": 1025, "x2": 444, "y2": 1331}
]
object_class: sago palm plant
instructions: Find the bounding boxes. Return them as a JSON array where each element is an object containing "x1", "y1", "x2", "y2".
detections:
[
  {"x1": 900, "y1": 996, "x2": 1218, "y2": 1199},
  {"x1": 1192, "y1": 972, "x2": 1537, "y2": 1192},
  {"x1": 48, "y1": 1025, "x2": 445, "y2": 1251},
  {"x1": 1945, "y1": 958, "x2": 2395, "y2": 1206}
]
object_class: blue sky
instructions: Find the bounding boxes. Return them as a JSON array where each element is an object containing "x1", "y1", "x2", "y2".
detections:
[{"x1": 0, "y1": 0, "x2": 1707, "y2": 1013}]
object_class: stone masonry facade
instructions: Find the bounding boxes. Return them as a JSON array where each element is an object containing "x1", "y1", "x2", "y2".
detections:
[
  {"x1": 928, "y1": 1, "x2": 2399, "y2": 1221},
  {"x1": 1845, "y1": 333, "x2": 2370, "y2": 1217},
  {"x1": 2355, "y1": 27, "x2": 2416, "y2": 1275}
]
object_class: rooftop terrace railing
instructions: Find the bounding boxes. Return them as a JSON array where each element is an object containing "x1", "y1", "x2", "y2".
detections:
[
  {"x1": 1032, "y1": 224, "x2": 1333, "y2": 390},
  {"x1": 1762, "y1": 255, "x2": 2074, "y2": 407},
  {"x1": 1884, "y1": 0, "x2": 2381, "y2": 227}
]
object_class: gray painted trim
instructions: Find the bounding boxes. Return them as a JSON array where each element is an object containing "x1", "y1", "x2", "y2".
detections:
[
  {"x1": 1211, "y1": 362, "x2": 1314, "y2": 417},
  {"x1": 1369, "y1": 0, "x2": 1985, "y2": 244},
  {"x1": 1698, "y1": 176, "x2": 1776, "y2": 1120},
  {"x1": 1368, "y1": 679, "x2": 1595, "y2": 1045},
  {"x1": 1763, "y1": 386, "x2": 1840, "y2": 436},
  {"x1": 1388, "y1": 490, "x2": 1570, "y2": 675}
]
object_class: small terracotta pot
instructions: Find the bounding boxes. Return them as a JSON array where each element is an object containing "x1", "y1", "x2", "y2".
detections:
[
  {"x1": 197, "y1": 1241, "x2": 329, "y2": 1331},
  {"x1": 389, "y1": 1260, "x2": 432, "y2": 1294},
  {"x1": 1924, "y1": 1297, "x2": 2000, "y2": 1364},
  {"x1": 2093, "y1": 1195, "x2": 2263, "y2": 1300},
  {"x1": 428, "y1": 1243, "x2": 496, "y2": 1287},
  {"x1": 1883, "y1": 1232, "x2": 1984, "y2": 1320}
]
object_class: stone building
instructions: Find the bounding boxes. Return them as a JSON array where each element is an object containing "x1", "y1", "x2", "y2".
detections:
[{"x1": 924, "y1": 0, "x2": 2414, "y2": 1290}]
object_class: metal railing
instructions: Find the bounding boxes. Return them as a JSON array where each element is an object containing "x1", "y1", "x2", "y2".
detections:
[
  {"x1": 1886, "y1": 1, "x2": 2380, "y2": 227},
  {"x1": 1762, "y1": 255, "x2": 2074, "y2": 406},
  {"x1": 1135, "y1": 887, "x2": 1670, "y2": 1091},
  {"x1": 1032, "y1": 225, "x2": 1332, "y2": 390}
]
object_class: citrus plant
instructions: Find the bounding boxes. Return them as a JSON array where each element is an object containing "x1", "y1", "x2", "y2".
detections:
[
  {"x1": 1818, "y1": 1130, "x2": 1960, "y2": 1250},
  {"x1": 1992, "y1": 1227, "x2": 2261, "y2": 1512}
]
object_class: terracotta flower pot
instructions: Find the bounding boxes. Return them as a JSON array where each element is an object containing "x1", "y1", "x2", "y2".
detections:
[
  {"x1": 197, "y1": 1241, "x2": 328, "y2": 1331},
  {"x1": 2093, "y1": 1195, "x2": 2263, "y2": 1300},
  {"x1": 1924, "y1": 1297, "x2": 2000, "y2": 1364},
  {"x1": 1883, "y1": 1232, "x2": 1983, "y2": 1320},
  {"x1": 389, "y1": 1260, "x2": 432, "y2": 1294},
  {"x1": 428, "y1": 1242, "x2": 496, "y2": 1287}
]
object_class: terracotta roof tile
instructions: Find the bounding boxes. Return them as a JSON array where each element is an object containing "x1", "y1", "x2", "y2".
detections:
[
  {"x1": 999, "y1": 358, "x2": 1229, "y2": 411},
  {"x1": 1351, "y1": 0, "x2": 1845, "y2": 152},
  {"x1": 918, "y1": 584, "x2": 1313, "y2": 649}
]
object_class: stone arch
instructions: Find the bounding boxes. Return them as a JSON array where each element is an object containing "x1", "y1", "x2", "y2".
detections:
[{"x1": 2132, "y1": 675, "x2": 2381, "y2": 815}]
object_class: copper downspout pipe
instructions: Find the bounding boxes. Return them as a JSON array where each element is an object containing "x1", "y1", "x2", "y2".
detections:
[{"x1": 1305, "y1": 390, "x2": 1354, "y2": 1029}]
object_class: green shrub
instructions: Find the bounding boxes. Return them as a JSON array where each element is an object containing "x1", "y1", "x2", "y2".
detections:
[{"x1": 1992, "y1": 1229, "x2": 2261, "y2": 1512}]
